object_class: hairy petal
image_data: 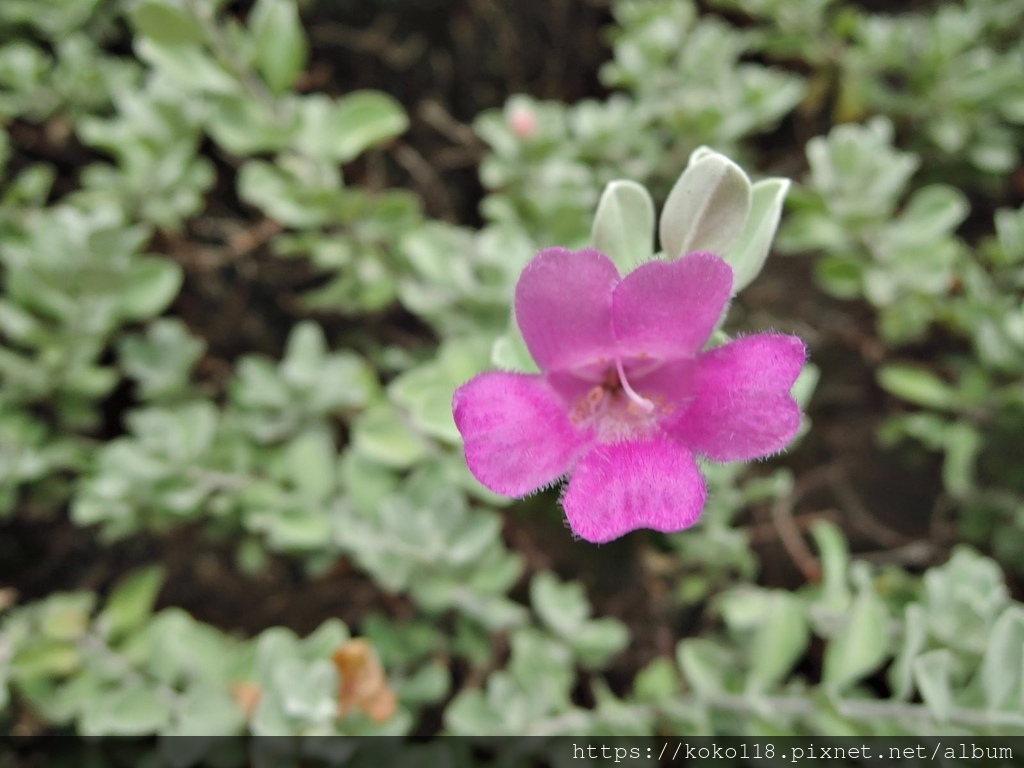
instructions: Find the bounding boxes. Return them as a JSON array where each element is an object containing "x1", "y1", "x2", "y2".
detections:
[
  {"x1": 453, "y1": 372, "x2": 587, "y2": 496},
  {"x1": 562, "y1": 437, "x2": 706, "y2": 543},
  {"x1": 515, "y1": 247, "x2": 619, "y2": 373},
  {"x1": 668, "y1": 333, "x2": 806, "y2": 461},
  {"x1": 612, "y1": 251, "x2": 734, "y2": 360}
]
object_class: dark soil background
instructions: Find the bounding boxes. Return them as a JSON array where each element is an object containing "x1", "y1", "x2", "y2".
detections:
[{"x1": 0, "y1": 0, "x2": 965, "y2": 720}]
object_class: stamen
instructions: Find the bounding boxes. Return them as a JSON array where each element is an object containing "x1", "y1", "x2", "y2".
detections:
[{"x1": 614, "y1": 358, "x2": 655, "y2": 413}]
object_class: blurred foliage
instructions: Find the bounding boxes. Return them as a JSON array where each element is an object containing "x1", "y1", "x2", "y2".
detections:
[{"x1": 1, "y1": 0, "x2": 1023, "y2": 745}]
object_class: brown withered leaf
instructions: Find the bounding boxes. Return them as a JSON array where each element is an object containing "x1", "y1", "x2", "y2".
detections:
[{"x1": 332, "y1": 638, "x2": 398, "y2": 723}]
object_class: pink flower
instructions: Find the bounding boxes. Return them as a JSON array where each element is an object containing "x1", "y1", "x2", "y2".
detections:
[
  {"x1": 452, "y1": 248, "x2": 806, "y2": 543},
  {"x1": 508, "y1": 105, "x2": 539, "y2": 139}
]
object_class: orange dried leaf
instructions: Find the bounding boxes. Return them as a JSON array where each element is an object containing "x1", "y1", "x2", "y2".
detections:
[
  {"x1": 332, "y1": 638, "x2": 397, "y2": 723},
  {"x1": 231, "y1": 681, "x2": 263, "y2": 719}
]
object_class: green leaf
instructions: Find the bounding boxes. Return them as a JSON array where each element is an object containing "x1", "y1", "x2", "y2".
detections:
[
  {"x1": 0, "y1": 127, "x2": 10, "y2": 176},
  {"x1": 350, "y1": 403, "x2": 428, "y2": 469},
  {"x1": 941, "y1": 421, "x2": 980, "y2": 498},
  {"x1": 633, "y1": 657, "x2": 681, "y2": 701},
  {"x1": 12, "y1": 640, "x2": 80, "y2": 679},
  {"x1": 591, "y1": 179, "x2": 655, "y2": 272},
  {"x1": 530, "y1": 572, "x2": 589, "y2": 638},
  {"x1": 491, "y1": 319, "x2": 539, "y2": 374},
  {"x1": 136, "y1": 39, "x2": 238, "y2": 95},
  {"x1": 748, "y1": 591, "x2": 809, "y2": 692},
  {"x1": 811, "y1": 520, "x2": 851, "y2": 614},
  {"x1": 329, "y1": 91, "x2": 409, "y2": 163},
  {"x1": 572, "y1": 620, "x2": 629, "y2": 669},
  {"x1": 119, "y1": 258, "x2": 183, "y2": 320},
  {"x1": 280, "y1": 321, "x2": 327, "y2": 389},
  {"x1": 877, "y1": 365, "x2": 958, "y2": 411},
  {"x1": 900, "y1": 185, "x2": 968, "y2": 237},
  {"x1": 888, "y1": 603, "x2": 927, "y2": 701},
  {"x1": 822, "y1": 583, "x2": 890, "y2": 693},
  {"x1": 272, "y1": 658, "x2": 337, "y2": 723},
  {"x1": 995, "y1": 205, "x2": 1024, "y2": 263},
  {"x1": 814, "y1": 254, "x2": 863, "y2": 299},
  {"x1": 677, "y1": 638, "x2": 733, "y2": 697},
  {"x1": 981, "y1": 606, "x2": 1024, "y2": 711},
  {"x1": 97, "y1": 565, "x2": 165, "y2": 642},
  {"x1": 397, "y1": 660, "x2": 450, "y2": 704},
  {"x1": 249, "y1": 0, "x2": 308, "y2": 94},
  {"x1": 444, "y1": 689, "x2": 506, "y2": 734},
  {"x1": 659, "y1": 148, "x2": 752, "y2": 259},
  {"x1": 130, "y1": 0, "x2": 206, "y2": 47},
  {"x1": 167, "y1": 684, "x2": 246, "y2": 736},
  {"x1": 913, "y1": 650, "x2": 954, "y2": 723},
  {"x1": 727, "y1": 177, "x2": 790, "y2": 292},
  {"x1": 79, "y1": 683, "x2": 173, "y2": 736},
  {"x1": 283, "y1": 429, "x2": 336, "y2": 500},
  {"x1": 38, "y1": 593, "x2": 96, "y2": 640}
]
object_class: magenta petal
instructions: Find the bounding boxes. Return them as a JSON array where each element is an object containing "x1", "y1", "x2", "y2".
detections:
[
  {"x1": 612, "y1": 251, "x2": 734, "y2": 360},
  {"x1": 515, "y1": 247, "x2": 619, "y2": 372},
  {"x1": 453, "y1": 371, "x2": 586, "y2": 497},
  {"x1": 668, "y1": 333, "x2": 806, "y2": 462},
  {"x1": 562, "y1": 438, "x2": 706, "y2": 543}
]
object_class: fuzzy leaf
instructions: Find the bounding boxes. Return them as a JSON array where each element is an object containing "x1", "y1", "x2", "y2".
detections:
[
  {"x1": 591, "y1": 179, "x2": 655, "y2": 272},
  {"x1": 97, "y1": 566, "x2": 165, "y2": 642},
  {"x1": 660, "y1": 149, "x2": 751, "y2": 260},
  {"x1": 877, "y1": 365, "x2": 958, "y2": 411},
  {"x1": 331, "y1": 91, "x2": 408, "y2": 163},
  {"x1": 130, "y1": 0, "x2": 206, "y2": 46},
  {"x1": 249, "y1": 0, "x2": 308, "y2": 93},
  {"x1": 913, "y1": 650, "x2": 954, "y2": 723},
  {"x1": 822, "y1": 583, "x2": 889, "y2": 693},
  {"x1": 981, "y1": 606, "x2": 1024, "y2": 711},
  {"x1": 748, "y1": 591, "x2": 809, "y2": 692},
  {"x1": 727, "y1": 178, "x2": 789, "y2": 291}
]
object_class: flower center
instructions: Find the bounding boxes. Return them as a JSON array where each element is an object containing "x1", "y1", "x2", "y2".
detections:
[{"x1": 569, "y1": 356, "x2": 668, "y2": 442}]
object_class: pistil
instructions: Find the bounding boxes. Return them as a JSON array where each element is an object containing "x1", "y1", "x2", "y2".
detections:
[{"x1": 615, "y1": 357, "x2": 655, "y2": 413}]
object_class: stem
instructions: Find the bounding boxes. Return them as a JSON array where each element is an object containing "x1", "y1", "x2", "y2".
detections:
[{"x1": 524, "y1": 691, "x2": 1024, "y2": 736}]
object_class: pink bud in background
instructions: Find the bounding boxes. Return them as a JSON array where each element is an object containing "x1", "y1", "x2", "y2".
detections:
[{"x1": 508, "y1": 104, "x2": 539, "y2": 139}]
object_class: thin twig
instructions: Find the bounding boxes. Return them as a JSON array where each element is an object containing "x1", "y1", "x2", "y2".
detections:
[
  {"x1": 829, "y1": 465, "x2": 913, "y2": 548},
  {"x1": 770, "y1": 488, "x2": 823, "y2": 583}
]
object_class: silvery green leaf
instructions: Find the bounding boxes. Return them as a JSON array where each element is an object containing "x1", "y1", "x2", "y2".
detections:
[
  {"x1": 249, "y1": 0, "x2": 308, "y2": 94},
  {"x1": 491, "y1": 319, "x2": 539, "y2": 373},
  {"x1": 995, "y1": 205, "x2": 1024, "y2": 262},
  {"x1": 941, "y1": 422, "x2": 980, "y2": 498},
  {"x1": 283, "y1": 429, "x2": 336, "y2": 501},
  {"x1": 530, "y1": 572, "x2": 589, "y2": 638},
  {"x1": 78, "y1": 682, "x2": 173, "y2": 736},
  {"x1": 877, "y1": 364, "x2": 958, "y2": 411},
  {"x1": 129, "y1": 0, "x2": 207, "y2": 47},
  {"x1": 811, "y1": 520, "x2": 851, "y2": 614},
  {"x1": 747, "y1": 591, "x2": 809, "y2": 693},
  {"x1": 727, "y1": 177, "x2": 790, "y2": 291},
  {"x1": 913, "y1": 650, "x2": 954, "y2": 723},
  {"x1": 677, "y1": 638, "x2": 734, "y2": 697},
  {"x1": 659, "y1": 150, "x2": 751, "y2": 260},
  {"x1": 888, "y1": 603, "x2": 927, "y2": 701},
  {"x1": 981, "y1": 606, "x2": 1024, "y2": 711},
  {"x1": 276, "y1": 659, "x2": 336, "y2": 723},
  {"x1": 687, "y1": 146, "x2": 717, "y2": 165},
  {"x1": 329, "y1": 91, "x2": 409, "y2": 164},
  {"x1": 350, "y1": 403, "x2": 429, "y2": 469},
  {"x1": 590, "y1": 179, "x2": 655, "y2": 272},
  {"x1": 96, "y1": 565, "x2": 165, "y2": 642},
  {"x1": 822, "y1": 583, "x2": 889, "y2": 693}
]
